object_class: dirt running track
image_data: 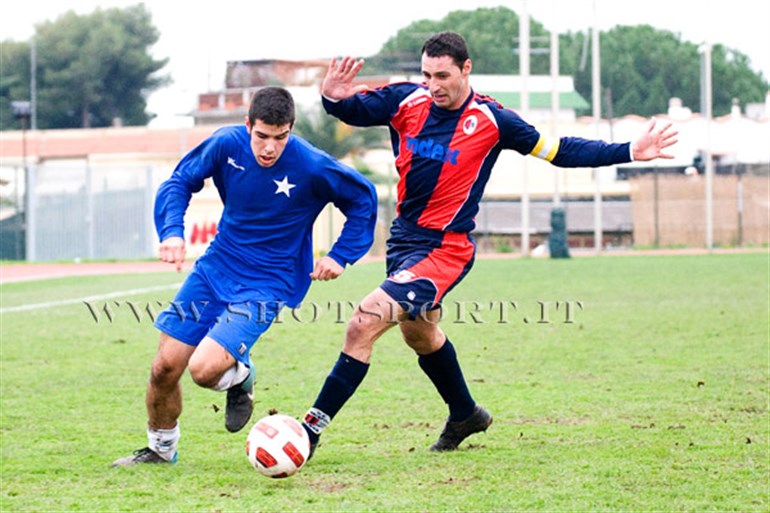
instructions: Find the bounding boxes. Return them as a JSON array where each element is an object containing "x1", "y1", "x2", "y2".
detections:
[
  {"x1": 0, "y1": 261, "x2": 194, "y2": 284},
  {"x1": 1, "y1": 248, "x2": 764, "y2": 285}
]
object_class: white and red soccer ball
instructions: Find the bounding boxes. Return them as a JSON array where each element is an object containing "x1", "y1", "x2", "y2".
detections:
[{"x1": 246, "y1": 414, "x2": 310, "y2": 478}]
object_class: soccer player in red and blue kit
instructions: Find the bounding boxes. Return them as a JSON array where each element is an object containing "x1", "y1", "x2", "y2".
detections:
[
  {"x1": 301, "y1": 31, "x2": 677, "y2": 457},
  {"x1": 112, "y1": 87, "x2": 377, "y2": 467}
]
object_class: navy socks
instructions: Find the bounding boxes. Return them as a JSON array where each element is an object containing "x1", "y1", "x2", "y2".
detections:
[
  {"x1": 303, "y1": 352, "x2": 369, "y2": 443},
  {"x1": 303, "y1": 340, "x2": 474, "y2": 445},
  {"x1": 418, "y1": 339, "x2": 476, "y2": 421}
]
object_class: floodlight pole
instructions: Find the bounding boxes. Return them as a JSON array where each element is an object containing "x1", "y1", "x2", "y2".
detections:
[
  {"x1": 519, "y1": 0, "x2": 531, "y2": 256},
  {"x1": 550, "y1": 10, "x2": 561, "y2": 207},
  {"x1": 591, "y1": 0, "x2": 603, "y2": 254},
  {"x1": 11, "y1": 101, "x2": 32, "y2": 261},
  {"x1": 700, "y1": 42, "x2": 714, "y2": 251},
  {"x1": 30, "y1": 35, "x2": 38, "y2": 130}
]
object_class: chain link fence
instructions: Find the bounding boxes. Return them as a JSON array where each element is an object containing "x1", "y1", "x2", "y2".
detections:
[{"x1": 1, "y1": 162, "x2": 767, "y2": 262}]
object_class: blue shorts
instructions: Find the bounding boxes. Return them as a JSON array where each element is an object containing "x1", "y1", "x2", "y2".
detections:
[
  {"x1": 154, "y1": 265, "x2": 283, "y2": 365},
  {"x1": 380, "y1": 218, "x2": 475, "y2": 316}
]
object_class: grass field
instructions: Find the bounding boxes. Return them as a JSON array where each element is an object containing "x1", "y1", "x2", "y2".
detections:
[{"x1": 1, "y1": 253, "x2": 768, "y2": 512}]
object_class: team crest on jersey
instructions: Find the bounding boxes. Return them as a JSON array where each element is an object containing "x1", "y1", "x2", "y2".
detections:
[
  {"x1": 463, "y1": 115, "x2": 478, "y2": 135},
  {"x1": 390, "y1": 269, "x2": 416, "y2": 283},
  {"x1": 227, "y1": 157, "x2": 246, "y2": 171}
]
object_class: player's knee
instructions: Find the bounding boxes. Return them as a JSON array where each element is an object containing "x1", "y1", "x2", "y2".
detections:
[
  {"x1": 343, "y1": 313, "x2": 384, "y2": 357},
  {"x1": 345, "y1": 317, "x2": 364, "y2": 340},
  {"x1": 187, "y1": 354, "x2": 220, "y2": 388},
  {"x1": 150, "y1": 356, "x2": 183, "y2": 388},
  {"x1": 402, "y1": 333, "x2": 429, "y2": 352},
  {"x1": 345, "y1": 313, "x2": 382, "y2": 343},
  {"x1": 401, "y1": 324, "x2": 443, "y2": 354}
]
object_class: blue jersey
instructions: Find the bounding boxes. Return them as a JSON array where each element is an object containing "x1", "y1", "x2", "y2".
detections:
[
  {"x1": 154, "y1": 125, "x2": 377, "y2": 307},
  {"x1": 324, "y1": 83, "x2": 631, "y2": 233}
]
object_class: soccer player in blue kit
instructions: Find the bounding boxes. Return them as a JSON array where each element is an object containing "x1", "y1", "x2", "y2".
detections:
[
  {"x1": 112, "y1": 87, "x2": 377, "y2": 466},
  {"x1": 301, "y1": 31, "x2": 678, "y2": 457}
]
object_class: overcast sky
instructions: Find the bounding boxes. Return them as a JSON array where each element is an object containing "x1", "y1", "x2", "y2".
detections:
[{"x1": 2, "y1": 0, "x2": 768, "y2": 126}]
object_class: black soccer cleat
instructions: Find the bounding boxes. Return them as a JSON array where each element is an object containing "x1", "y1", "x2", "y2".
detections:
[
  {"x1": 225, "y1": 367, "x2": 255, "y2": 433},
  {"x1": 430, "y1": 405, "x2": 493, "y2": 452},
  {"x1": 307, "y1": 440, "x2": 318, "y2": 462},
  {"x1": 111, "y1": 447, "x2": 178, "y2": 467}
]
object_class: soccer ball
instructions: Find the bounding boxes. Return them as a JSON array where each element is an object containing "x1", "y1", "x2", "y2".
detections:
[{"x1": 246, "y1": 414, "x2": 310, "y2": 478}]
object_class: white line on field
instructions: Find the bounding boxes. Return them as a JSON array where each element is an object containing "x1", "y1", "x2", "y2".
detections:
[{"x1": 0, "y1": 283, "x2": 182, "y2": 314}]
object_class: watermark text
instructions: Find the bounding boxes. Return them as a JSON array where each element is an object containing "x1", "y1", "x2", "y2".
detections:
[{"x1": 83, "y1": 299, "x2": 584, "y2": 325}]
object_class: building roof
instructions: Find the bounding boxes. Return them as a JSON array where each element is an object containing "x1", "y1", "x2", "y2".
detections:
[
  {"x1": 1, "y1": 126, "x2": 217, "y2": 163},
  {"x1": 481, "y1": 91, "x2": 590, "y2": 110}
]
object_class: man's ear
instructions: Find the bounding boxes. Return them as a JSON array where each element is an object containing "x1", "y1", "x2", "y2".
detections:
[{"x1": 463, "y1": 59, "x2": 472, "y2": 76}]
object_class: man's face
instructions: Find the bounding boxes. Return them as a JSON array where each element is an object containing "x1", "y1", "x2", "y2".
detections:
[
  {"x1": 421, "y1": 54, "x2": 472, "y2": 110},
  {"x1": 245, "y1": 118, "x2": 292, "y2": 167}
]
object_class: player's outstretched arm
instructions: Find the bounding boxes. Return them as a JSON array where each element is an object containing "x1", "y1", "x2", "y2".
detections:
[
  {"x1": 159, "y1": 236, "x2": 186, "y2": 272},
  {"x1": 321, "y1": 57, "x2": 369, "y2": 101},
  {"x1": 632, "y1": 117, "x2": 679, "y2": 161}
]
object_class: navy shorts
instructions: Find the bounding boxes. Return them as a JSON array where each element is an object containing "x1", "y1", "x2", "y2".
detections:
[
  {"x1": 154, "y1": 266, "x2": 283, "y2": 365},
  {"x1": 380, "y1": 218, "x2": 475, "y2": 316}
]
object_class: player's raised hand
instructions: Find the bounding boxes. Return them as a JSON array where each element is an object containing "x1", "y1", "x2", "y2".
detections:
[
  {"x1": 159, "y1": 236, "x2": 186, "y2": 272},
  {"x1": 321, "y1": 56, "x2": 369, "y2": 100},
  {"x1": 310, "y1": 256, "x2": 344, "y2": 281},
  {"x1": 632, "y1": 117, "x2": 679, "y2": 161}
]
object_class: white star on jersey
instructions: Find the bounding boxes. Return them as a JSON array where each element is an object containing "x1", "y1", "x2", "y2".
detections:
[{"x1": 273, "y1": 176, "x2": 296, "y2": 197}]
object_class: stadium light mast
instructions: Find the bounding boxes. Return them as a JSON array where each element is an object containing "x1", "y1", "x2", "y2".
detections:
[
  {"x1": 591, "y1": 0, "x2": 603, "y2": 254},
  {"x1": 546, "y1": 6, "x2": 570, "y2": 260},
  {"x1": 699, "y1": 42, "x2": 714, "y2": 251},
  {"x1": 550, "y1": 15, "x2": 561, "y2": 207},
  {"x1": 30, "y1": 35, "x2": 37, "y2": 130},
  {"x1": 519, "y1": 0, "x2": 531, "y2": 256},
  {"x1": 11, "y1": 101, "x2": 32, "y2": 261}
]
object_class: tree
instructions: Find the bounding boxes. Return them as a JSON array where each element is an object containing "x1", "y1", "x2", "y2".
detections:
[
  {"x1": 367, "y1": 7, "x2": 550, "y2": 75},
  {"x1": 366, "y1": 7, "x2": 769, "y2": 118},
  {"x1": 560, "y1": 25, "x2": 769, "y2": 117},
  {"x1": 0, "y1": 41, "x2": 31, "y2": 129},
  {"x1": 293, "y1": 106, "x2": 389, "y2": 182},
  {"x1": 0, "y1": 4, "x2": 169, "y2": 130}
]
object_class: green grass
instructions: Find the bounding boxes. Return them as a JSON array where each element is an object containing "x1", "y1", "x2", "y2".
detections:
[{"x1": 1, "y1": 253, "x2": 768, "y2": 512}]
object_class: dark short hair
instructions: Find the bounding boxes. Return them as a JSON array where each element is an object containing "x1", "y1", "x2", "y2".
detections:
[
  {"x1": 421, "y1": 31, "x2": 470, "y2": 69},
  {"x1": 248, "y1": 86, "x2": 295, "y2": 127}
]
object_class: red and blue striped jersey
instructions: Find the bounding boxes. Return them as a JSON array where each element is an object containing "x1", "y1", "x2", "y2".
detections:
[{"x1": 323, "y1": 82, "x2": 631, "y2": 233}]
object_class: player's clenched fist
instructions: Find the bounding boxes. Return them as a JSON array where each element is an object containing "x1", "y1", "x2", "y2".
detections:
[
  {"x1": 159, "y1": 236, "x2": 186, "y2": 272},
  {"x1": 310, "y1": 256, "x2": 344, "y2": 281}
]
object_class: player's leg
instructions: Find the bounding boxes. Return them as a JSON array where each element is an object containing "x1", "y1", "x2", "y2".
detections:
[
  {"x1": 302, "y1": 287, "x2": 401, "y2": 456},
  {"x1": 196, "y1": 298, "x2": 283, "y2": 433},
  {"x1": 112, "y1": 268, "x2": 220, "y2": 467},
  {"x1": 188, "y1": 336, "x2": 253, "y2": 433},
  {"x1": 401, "y1": 311, "x2": 474, "y2": 421},
  {"x1": 386, "y1": 230, "x2": 491, "y2": 451},
  {"x1": 111, "y1": 333, "x2": 196, "y2": 467},
  {"x1": 144, "y1": 333, "x2": 197, "y2": 460},
  {"x1": 400, "y1": 314, "x2": 492, "y2": 451}
]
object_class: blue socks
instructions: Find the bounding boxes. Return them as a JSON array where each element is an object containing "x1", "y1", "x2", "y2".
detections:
[
  {"x1": 418, "y1": 339, "x2": 475, "y2": 421},
  {"x1": 303, "y1": 352, "x2": 369, "y2": 443}
]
